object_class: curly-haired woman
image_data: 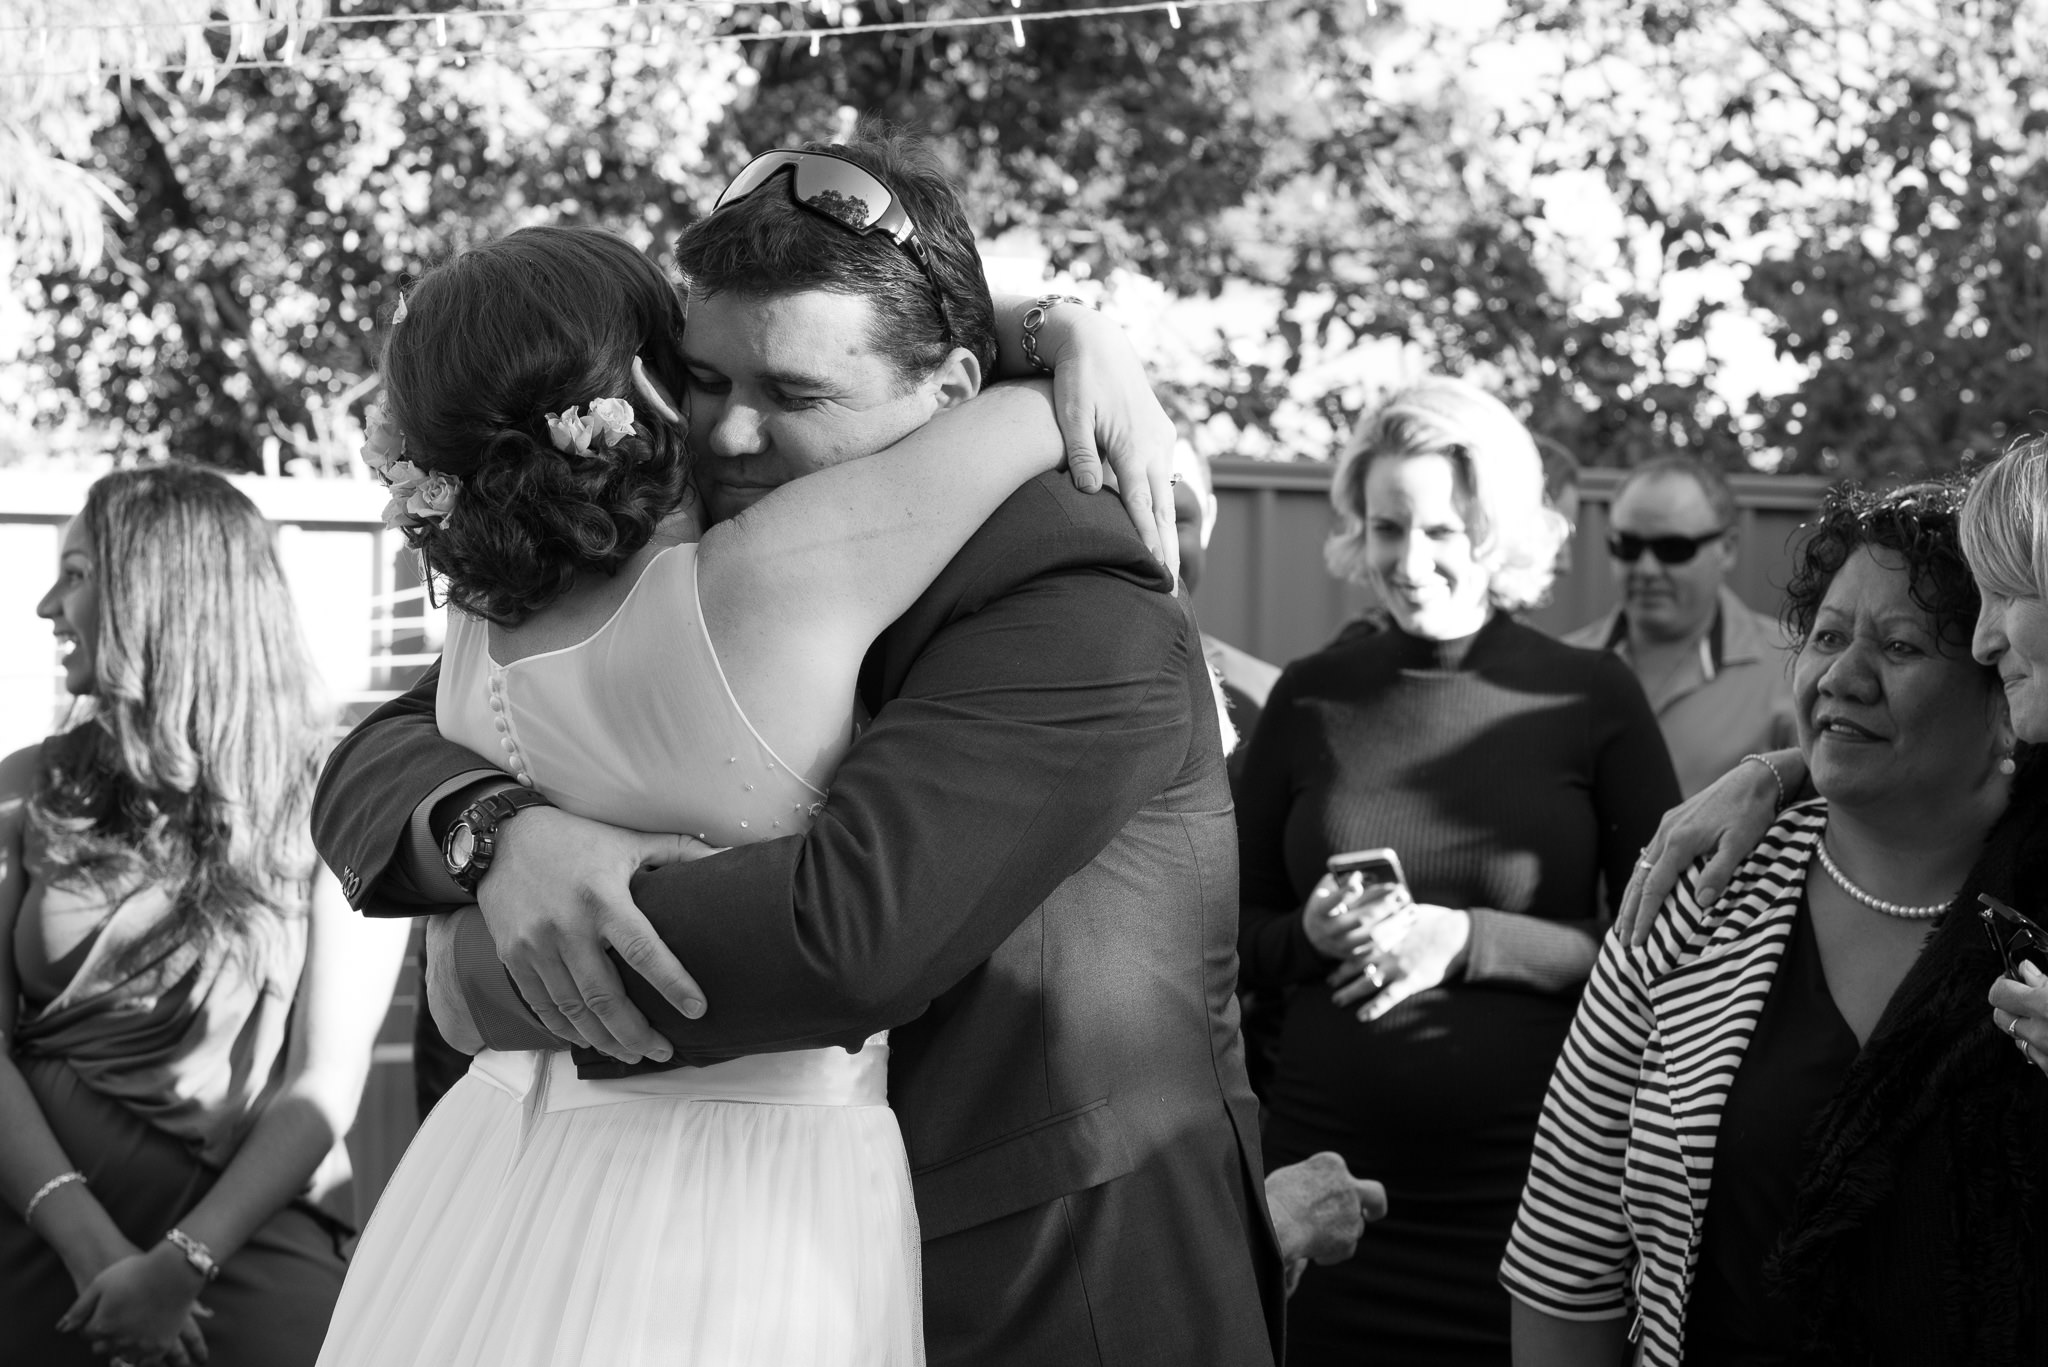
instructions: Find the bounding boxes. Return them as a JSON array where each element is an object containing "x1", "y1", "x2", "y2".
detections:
[
  {"x1": 1232, "y1": 378, "x2": 1678, "y2": 1365},
  {"x1": 0, "y1": 466, "x2": 410, "y2": 1367},
  {"x1": 1506, "y1": 480, "x2": 2048, "y2": 1366}
]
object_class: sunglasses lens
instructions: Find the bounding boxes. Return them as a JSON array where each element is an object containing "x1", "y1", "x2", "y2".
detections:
[
  {"x1": 790, "y1": 159, "x2": 888, "y2": 233},
  {"x1": 1608, "y1": 535, "x2": 1692, "y2": 564},
  {"x1": 1608, "y1": 532, "x2": 1718, "y2": 565},
  {"x1": 713, "y1": 154, "x2": 788, "y2": 212},
  {"x1": 715, "y1": 154, "x2": 890, "y2": 232}
]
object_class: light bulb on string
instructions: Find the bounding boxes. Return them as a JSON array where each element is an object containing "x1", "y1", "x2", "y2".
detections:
[{"x1": 7, "y1": 0, "x2": 1303, "y2": 81}]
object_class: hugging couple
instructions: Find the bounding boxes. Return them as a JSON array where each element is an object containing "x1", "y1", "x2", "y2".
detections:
[{"x1": 313, "y1": 124, "x2": 1363, "y2": 1367}]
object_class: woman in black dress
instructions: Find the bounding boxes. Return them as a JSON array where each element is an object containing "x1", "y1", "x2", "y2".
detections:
[{"x1": 1234, "y1": 378, "x2": 1678, "y2": 1365}]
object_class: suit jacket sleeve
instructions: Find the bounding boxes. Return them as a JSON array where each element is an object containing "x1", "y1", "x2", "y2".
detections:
[
  {"x1": 492, "y1": 490, "x2": 1199, "y2": 1070},
  {"x1": 311, "y1": 662, "x2": 501, "y2": 915}
]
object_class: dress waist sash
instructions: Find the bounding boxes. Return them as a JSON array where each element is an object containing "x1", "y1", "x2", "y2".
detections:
[{"x1": 466, "y1": 1036, "x2": 890, "y2": 1112}]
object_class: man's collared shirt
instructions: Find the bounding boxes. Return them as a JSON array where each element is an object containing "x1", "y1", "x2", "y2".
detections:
[{"x1": 1566, "y1": 586, "x2": 1796, "y2": 798}]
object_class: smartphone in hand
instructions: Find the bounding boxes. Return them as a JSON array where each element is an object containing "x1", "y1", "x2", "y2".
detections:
[{"x1": 1326, "y1": 847, "x2": 1407, "y2": 915}]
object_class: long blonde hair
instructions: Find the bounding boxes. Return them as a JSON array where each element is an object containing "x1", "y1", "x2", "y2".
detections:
[{"x1": 32, "y1": 465, "x2": 328, "y2": 966}]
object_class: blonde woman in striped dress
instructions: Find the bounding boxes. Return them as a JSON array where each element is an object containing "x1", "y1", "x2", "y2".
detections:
[{"x1": 1504, "y1": 481, "x2": 2048, "y2": 1367}]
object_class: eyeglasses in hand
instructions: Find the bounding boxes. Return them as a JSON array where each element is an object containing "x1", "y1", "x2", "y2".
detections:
[{"x1": 1978, "y1": 894, "x2": 2048, "y2": 979}]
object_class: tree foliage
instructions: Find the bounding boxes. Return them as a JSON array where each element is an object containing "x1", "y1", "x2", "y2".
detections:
[{"x1": 8, "y1": 0, "x2": 2048, "y2": 476}]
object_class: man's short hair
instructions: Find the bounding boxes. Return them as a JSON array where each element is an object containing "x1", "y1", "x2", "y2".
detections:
[
  {"x1": 1617, "y1": 454, "x2": 1738, "y2": 530},
  {"x1": 676, "y1": 121, "x2": 997, "y2": 384}
]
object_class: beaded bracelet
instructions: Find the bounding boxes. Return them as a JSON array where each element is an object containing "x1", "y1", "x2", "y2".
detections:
[
  {"x1": 1019, "y1": 294, "x2": 1091, "y2": 373},
  {"x1": 23, "y1": 1170, "x2": 85, "y2": 1225},
  {"x1": 1740, "y1": 752, "x2": 1788, "y2": 810}
]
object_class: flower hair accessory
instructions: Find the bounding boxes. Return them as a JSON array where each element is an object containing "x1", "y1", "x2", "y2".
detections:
[
  {"x1": 361, "y1": 396, "x2": 459, "y2": 531},
  {"x1": 546, "y1": 397, "x2": 638, "y2": 456}
]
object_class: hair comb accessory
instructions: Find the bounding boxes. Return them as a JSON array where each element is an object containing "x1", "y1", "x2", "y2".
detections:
[
  {"x1": 631, "y1": 357, "x2": 683, "y2": 425},
  {"x1": 546, "y1": 398, "x2": 639, "y2": 456}
]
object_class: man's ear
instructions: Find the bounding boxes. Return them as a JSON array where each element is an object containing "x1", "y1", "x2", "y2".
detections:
[{"x1": 927, "y1": 347, "x2": 982, "y2": 412}]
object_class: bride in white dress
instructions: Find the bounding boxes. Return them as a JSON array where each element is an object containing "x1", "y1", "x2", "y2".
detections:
[{"x1": 315, "y1": 228, "x2": 1169, "y2": 1367}]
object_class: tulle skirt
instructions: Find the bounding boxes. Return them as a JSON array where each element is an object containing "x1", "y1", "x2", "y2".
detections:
[{"x1": 318, "y1": 1046, "x2": 922, "y2": 1367}]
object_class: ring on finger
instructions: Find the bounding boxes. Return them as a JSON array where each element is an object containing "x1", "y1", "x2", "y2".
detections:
[
  {"x1": 1364, "y1": 963, "x2": 1386, "y2": 990},
  {"x1": 2011, "y1": 1014, "x2": 2024, "y2": 1039}
]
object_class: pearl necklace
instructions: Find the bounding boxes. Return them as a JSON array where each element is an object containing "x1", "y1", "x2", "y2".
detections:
[{"x1": 1814, "y1": 832, "x2": 1951, "y2": 920}]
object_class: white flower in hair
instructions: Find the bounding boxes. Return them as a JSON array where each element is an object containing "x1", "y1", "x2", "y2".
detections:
[
  {"x1": 362, "y1": 396, "x2": 459, "y2": 531},
  {"x1": 406, "y1": 471, "x2": 461, "y2": 523},
  {"x1": 586, "y1": 397, "x2": 637, "y2": 442},
  {"x1": 546, "y1": 409, "x2": 597, "y2": 455},
  {"x1": 546, "y1": 398, "x2": 638, "y2": 456},
  {"x1": 361, "y1": 399, "x2": 406, "y2": 478}
]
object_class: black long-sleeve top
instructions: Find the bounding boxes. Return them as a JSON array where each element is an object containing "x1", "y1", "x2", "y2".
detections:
[{"x1": 1233, "y1": 611, "x2": 1677, "y2": 1367}]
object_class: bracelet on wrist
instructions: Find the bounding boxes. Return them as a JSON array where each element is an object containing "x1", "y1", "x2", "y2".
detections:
[
  {"x1": 164, "y1": 1227, "x2": 221, "y2": 1283},
  {"x1": 23, "y1": 1170, "x2": 85, "y2": 1225},
  {"x1": 1741, "y1": 752, "x2": 1788, "y2": 810},
  {"x1": 1019, "y1": 293, "x2": 1091, "y2": 373}
]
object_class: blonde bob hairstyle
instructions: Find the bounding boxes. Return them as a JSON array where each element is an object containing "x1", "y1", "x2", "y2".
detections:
[
  {"x1": 1325, "y1": 377, "x2": 1569, "y2": 613},
  {"x1": 1960, "y1": 434, "x2": 2048, "y2": 602}
]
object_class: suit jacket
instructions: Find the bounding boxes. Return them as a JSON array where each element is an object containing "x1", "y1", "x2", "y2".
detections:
[{"x1": 311, "y1": 473, "x2": 1284, "y2": 1365}]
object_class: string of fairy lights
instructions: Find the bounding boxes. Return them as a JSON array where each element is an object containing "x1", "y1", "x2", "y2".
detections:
[{"x1": 5, "y1": 0, "x2": 1342, "y2": 81}]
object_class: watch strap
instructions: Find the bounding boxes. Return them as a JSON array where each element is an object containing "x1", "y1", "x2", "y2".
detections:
[
  {"x1": 164, "y1": 1227, "x2": 221, "y2": 1282},
  {"x1": 446, "y1": 785, "x2": 554, "y2": 893}
]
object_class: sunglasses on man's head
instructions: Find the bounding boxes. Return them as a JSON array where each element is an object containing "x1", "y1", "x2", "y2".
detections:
[
  {"x1": 712, "y1": 149, "x2": 953, "y2": 343},
  {"x1": 1606, "y1": 528, "x2": 1728, "y2": 565},
  {"x1": 1978, "y1": 894, "x2": 2048, "y2": 979}
]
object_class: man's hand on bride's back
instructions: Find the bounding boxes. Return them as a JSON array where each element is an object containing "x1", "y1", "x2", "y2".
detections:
[{"x1": 476, "y1": 808, "x2": 715, "y2": 1064}]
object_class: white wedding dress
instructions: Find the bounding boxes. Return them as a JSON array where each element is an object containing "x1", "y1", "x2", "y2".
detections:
[{"x1": 318, "y1": 543, "x2": 921, "y2": 1367}]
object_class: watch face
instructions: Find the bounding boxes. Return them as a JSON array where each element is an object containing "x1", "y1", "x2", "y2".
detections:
[{"x1": 447, "y1": 823, "x2": 476, "y2": 871}]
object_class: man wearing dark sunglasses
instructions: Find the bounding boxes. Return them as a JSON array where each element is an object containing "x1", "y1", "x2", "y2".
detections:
[{"x1": 1566, "y1": 454, "x2": 1794, "y2": 796}]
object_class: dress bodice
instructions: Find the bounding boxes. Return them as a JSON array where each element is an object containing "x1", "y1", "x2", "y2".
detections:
[
  {"x1": 12, "y1": 816, "x2": 309, "y2": 1168},
  {"x1": 436, "y1": 542, "x2": 845, "y2": 843},
  {"x1": 431, "y1": 542, "x2": 885, "y2": 1094}
]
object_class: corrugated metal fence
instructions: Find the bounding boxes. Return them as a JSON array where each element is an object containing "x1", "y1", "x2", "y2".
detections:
[{"x1": 0, "y1": 462, "x2": 1832, "y2": 1223}]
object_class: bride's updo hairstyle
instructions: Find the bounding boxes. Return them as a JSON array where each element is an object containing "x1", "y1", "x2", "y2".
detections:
[{"x1": 379, "y1": 225, "x2": 692, "y2": 626}]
